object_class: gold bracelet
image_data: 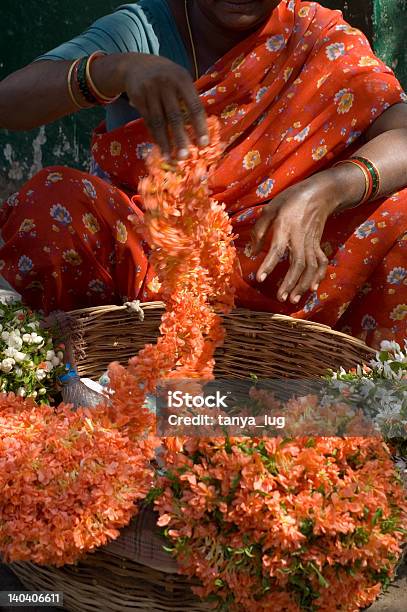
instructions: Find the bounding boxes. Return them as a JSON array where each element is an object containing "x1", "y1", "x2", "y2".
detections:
[
  {"x1": 67, "y1": 59, "x2": 86, "y2": 109},
  {"x1": 86, "y1": 51, "x2": 120, "y2": 104}
]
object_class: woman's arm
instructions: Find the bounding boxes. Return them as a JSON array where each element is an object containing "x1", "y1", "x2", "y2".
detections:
[
  {"x1": 252, "y1": 102, "x2": 407, "y2": 304},
  {"x1": 0, "y1": 60, "x2": 90, "y2": 130},
  {"x1": 333, "y1": 102, "x2": 407, "y2": 209},
  {"x1": 0, "y1": 53, "x2": 208, "y2": 157}
]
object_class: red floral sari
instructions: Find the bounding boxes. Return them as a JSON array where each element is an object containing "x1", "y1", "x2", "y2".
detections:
[{"x1": 1, "y1": 0, "x2": 406, "y2": 346}]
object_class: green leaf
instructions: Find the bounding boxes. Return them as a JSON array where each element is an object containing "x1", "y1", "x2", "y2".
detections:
[
  {"x1": 299, "y1": 518, "x2": 314, "y2": 538},
  {"x1": 309, "y1": 563, "x2": 329, "y2": 589},
  {"x1": 372, "y1": 508, "x2": 383, "y2": 526}
]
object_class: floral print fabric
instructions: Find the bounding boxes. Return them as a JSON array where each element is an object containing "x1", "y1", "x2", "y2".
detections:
[
  {"x1": 0, "y1": 0, "x2": 406, "y2": 346},
  {"x1": 0, "y1": 169, "x2": 152, "y2": 311}
]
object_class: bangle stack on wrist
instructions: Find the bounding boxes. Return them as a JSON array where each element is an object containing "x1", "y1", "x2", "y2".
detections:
[
  {"x1": 334, "y1": 156, "x2": 381, "y2": 207},
  {"x1": 66, "y1": 51, "x2": 120, "y2": 109},
  {"x1": 66, "y1": 59, "x2": 83, "y2": 109}
]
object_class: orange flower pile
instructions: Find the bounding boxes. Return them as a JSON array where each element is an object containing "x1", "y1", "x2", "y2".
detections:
[
  {"x1": 155, "y1": 434, "x2": 407, "y2": 611},
  {"x1": 0, "y1": 394, "x2": 156, "y2": 565},
  {"x1": 108, "y1": 117, "x2": 237, "y2": 434}
]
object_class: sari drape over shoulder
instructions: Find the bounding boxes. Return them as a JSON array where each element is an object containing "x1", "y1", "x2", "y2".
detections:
[{"x1": 1, "y1": 0, "x2": 406, "y2": 346}]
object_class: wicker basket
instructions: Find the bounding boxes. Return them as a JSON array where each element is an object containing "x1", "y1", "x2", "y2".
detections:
[
  {"x1": 12, "y1": 551, "x2": 210, "y2": 611},
  {"x1": 12, "y1": 303, "x2": 375, "y2": 611},
  {"x1": 57, "y1": 301, "x2": 374, "y2": 380}
]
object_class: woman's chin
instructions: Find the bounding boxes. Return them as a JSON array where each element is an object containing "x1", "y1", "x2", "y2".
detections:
[{"x1": 213, "y1": 0, "x2": 273, "y2": 30}]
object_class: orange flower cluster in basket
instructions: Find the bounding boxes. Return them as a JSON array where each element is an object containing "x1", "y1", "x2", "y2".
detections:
[
  {"x1": 0, "y1": 394, "x2": 156, "y2": 566},
  {"x1": 107, "y1": 117, "x2": 237, "y2": 435},
  {"x1": 155, "y1": 433, "x2": 407, "y2": 611}
]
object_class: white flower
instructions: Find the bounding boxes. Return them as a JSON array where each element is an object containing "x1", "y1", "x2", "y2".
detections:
[
  {"x1": 0, "y1": 324, "x2": 2, "y2": 332},
  {"x1": 1, "y1": 331, "x2": 10, "y2": 342},
  {"x1": 380, "y1": 340, "x2": 401, "y2": 353},
  {"x1": 27, "y1": 322, "x2": 38, "y2": 330},
  {"x1": 51, "y1": 356, "x2": 60, "y2": 367},
  {"x1": 46, "y1": 350, "x2": 56, "y2": 361},
  {"x1": 45, "y1": 360, "x2": 54, "y2": 372},
  {"x1": 36, "y1": 369, "x2": 47, "y2": 381},
  {"x1": 17, "y1": 387, "x2": 26, "y2": 397},
  {"x1": 4, "y1": 347, "x2": 26, "y2": 362},
  {"x1": 15, "y1": 367, "x2": 23, "y2": 377},
  {"x1": 32, "y1": 334, "x2": 44, "y2": 344},
  {"x1": 57, "y1": 351, "x2": 64, "y2": 360},
  {"x1": 1, "y1": 357, "x2": 15, "y2": 373},
  {"x1": 22, "y1": 333, "x2": 32, "y2": 343},
  {"x1": 7, "y1": 332, "x2": 23, "y2": 350},
  {"x1": 39, "y1": 388, "x2": 47, "y2": 395}
]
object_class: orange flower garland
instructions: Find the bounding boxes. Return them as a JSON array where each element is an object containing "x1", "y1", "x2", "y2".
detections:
[{"x1": 107, "y1": 117, "x2": 237, "y2": 434}]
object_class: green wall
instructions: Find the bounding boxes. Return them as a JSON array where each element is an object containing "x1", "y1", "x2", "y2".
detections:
[
  {"x1": 373, "y1": 0, "x2": 407, "y2": 89},
  {"x1": 0, "y1": 0, "x2": 406, "y2": 195},
  {"x1": 0, "y1": 0, "x2": 117, "y2": 195}
]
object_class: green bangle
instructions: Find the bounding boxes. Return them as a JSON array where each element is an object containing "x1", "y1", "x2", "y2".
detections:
[
  {"x1": 350, "y1": 156, "x2": 381, "y2": 200},
  {"x1": 76, "y1": 56, "x2": 98, "y2": 105}
]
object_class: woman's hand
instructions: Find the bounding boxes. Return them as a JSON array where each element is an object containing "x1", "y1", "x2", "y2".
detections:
[
  {"x1": 119, "y1": 53, "x2": 209, "y2": 159},
  {"x1": 251, "y1": 172, "x2": 346, "y2": 305}
]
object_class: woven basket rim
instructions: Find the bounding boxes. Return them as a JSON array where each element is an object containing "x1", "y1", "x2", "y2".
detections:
[{"x1": 67, "y1": 301, "x2": 375, "y2": 356}]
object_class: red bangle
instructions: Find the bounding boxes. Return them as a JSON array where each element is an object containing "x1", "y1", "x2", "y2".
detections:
[{"x1": 67, "y1": 59, "x2": 85, "y2": 109}]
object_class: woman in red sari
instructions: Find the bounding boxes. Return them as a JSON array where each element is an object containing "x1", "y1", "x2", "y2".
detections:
[{"x1": 0, "y1": 0, "x2": 406, "y2": 347}]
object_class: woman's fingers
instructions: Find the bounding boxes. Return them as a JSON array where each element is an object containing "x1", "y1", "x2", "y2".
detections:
[
  {"x1": 286, "y1": 242, "x2": 328, "y2": 304},
  {"x1": 124, "y1": 56, "x2": 209, "y2": 156},
  {"x1": 311, "y1": 247, "x2": 329, "y2": 291},
  {"x1": 142, "y1": 87, "x2": 171, "y2": 159},
  {"x1": 162, "y1": 89, "x2": 191, "y2": 159},
  {"x1": 277, "y1": 243, "x2": 307, "y2": 302},
  {"x1": 180, "y1": 81, "x2": 209, "y2": 147},
  {"x1": 255, "y1": 219, "x2": 287, "y2": 283},
  {"x1": 145, "y1": 83, "x2": 208, "y2": 159},
  {"x1": 289, "y1": 248, "x2": 318, "y2": 304},
  {"x1": 256, "y1": 241, "x2": 288, "y2": 283},
  {"x1": 251, "y1": 180, "x2": 332, "y2": 304},
  {"x1": 251, "y1": 204, "x2": 278, "y2": 255}
]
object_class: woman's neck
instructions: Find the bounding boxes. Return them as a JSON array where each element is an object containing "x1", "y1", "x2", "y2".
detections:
[
  {"x1": 191, "y1": 2, "x2": 250, "y2": 59},
  {"x1": 167, "y1": 0, "x2": 250, "y2": 75}
]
